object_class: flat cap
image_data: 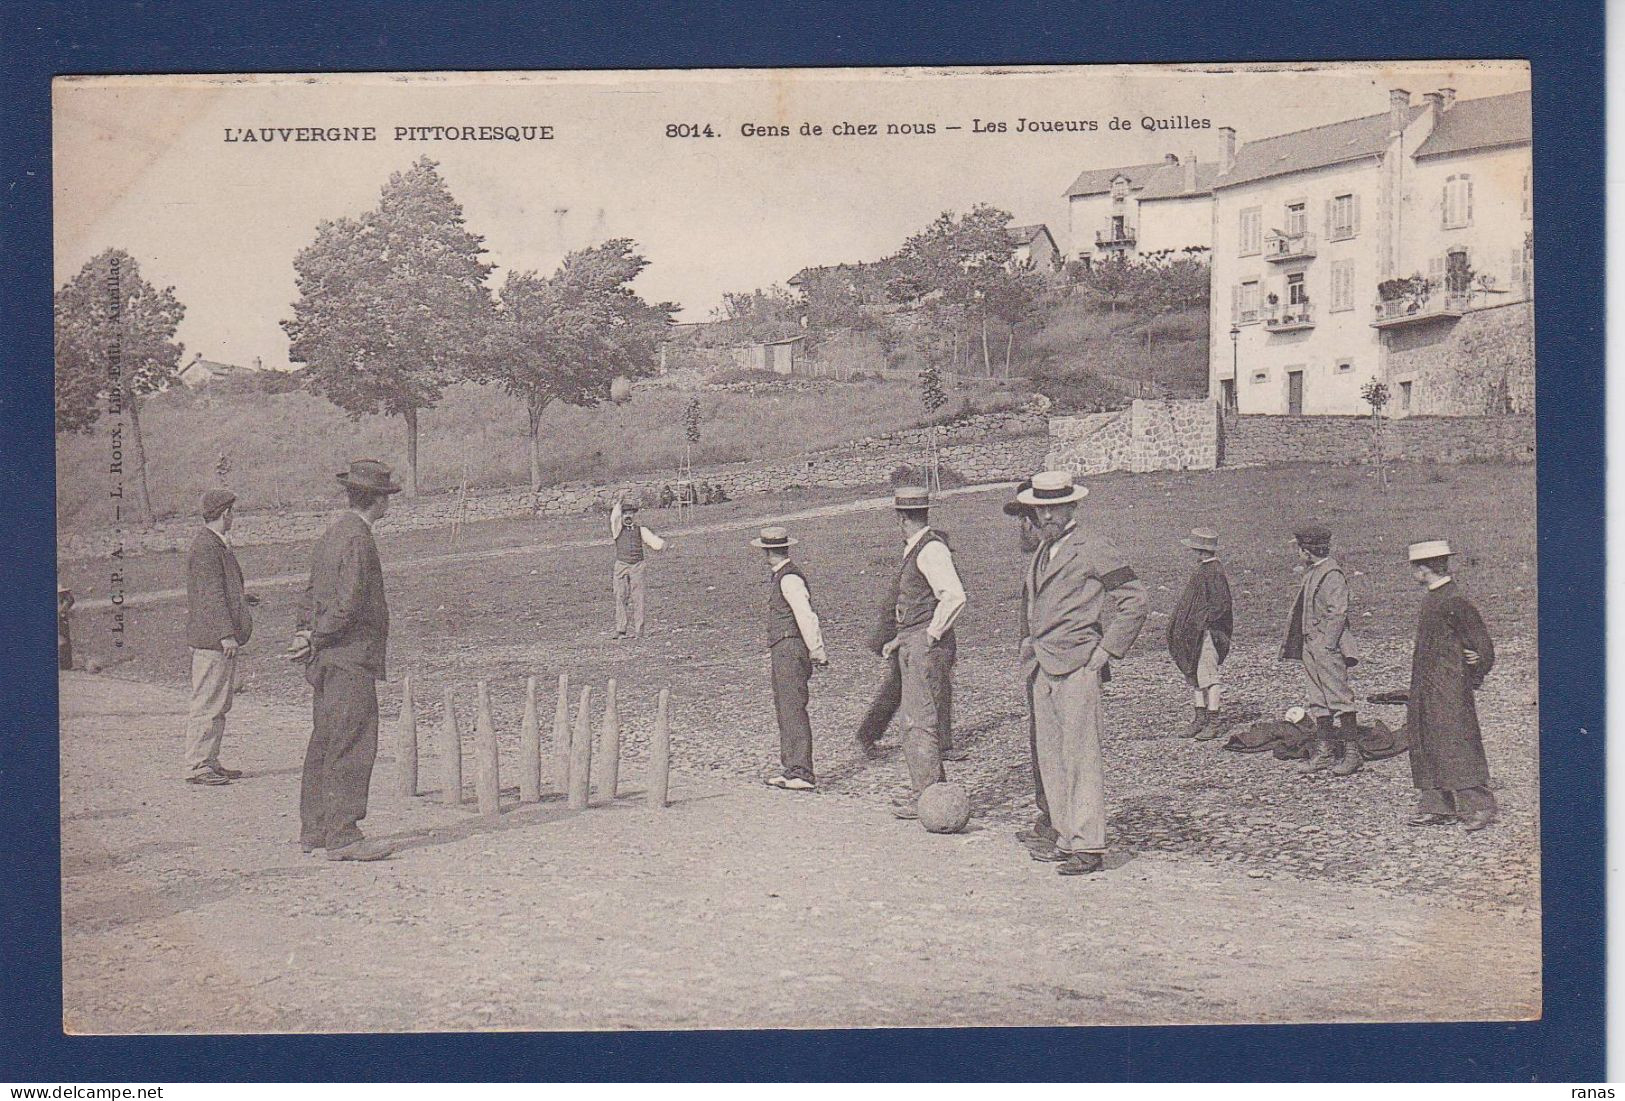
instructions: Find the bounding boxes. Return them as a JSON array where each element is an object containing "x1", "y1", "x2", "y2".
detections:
[{"x1": 201, "y1": 489, "x2": 237, "y2": 520}]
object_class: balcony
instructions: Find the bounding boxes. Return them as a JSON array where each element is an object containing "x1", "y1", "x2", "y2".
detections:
[
  {"x1": 1263, "y1": 231, "x2": 1316, "y2": 262},
  {"x1": 1264, "y1": 303, "x2": 1315, "y2": 332},
  {"x1": 1370, "y1": 292, "x2": 1472, "y2": 328},
  {"x1": 1095, "y1": 225, "x2": 1136, "y2": 249}
]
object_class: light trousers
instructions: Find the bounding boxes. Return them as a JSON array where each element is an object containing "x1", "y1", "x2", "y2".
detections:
[
  {"x1": 182, "y1": 647, "x2": 236, "y2": 776},
  {"x1": 1032, "y1": 662, "x2": 1107, "y2": 855},
  {"x1": 613, "y1": 560, "x2": 646, "y2": 636}
]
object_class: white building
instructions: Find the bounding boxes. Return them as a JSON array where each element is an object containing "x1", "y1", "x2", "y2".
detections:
[
  {"x1": 1064, "y1": 148, "x2": 1220, "y2": 262},
  {"x1": 1006, "y1": 223, "x2": 1062, "y2": 270},
  {"x1": 1209, "y1": 89, "x2": 1532, "y2": 416}
]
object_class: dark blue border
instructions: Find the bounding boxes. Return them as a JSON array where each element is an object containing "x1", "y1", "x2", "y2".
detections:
[{"x1": 1, "y1": 0, "x2": 1604, "y2": 1082}]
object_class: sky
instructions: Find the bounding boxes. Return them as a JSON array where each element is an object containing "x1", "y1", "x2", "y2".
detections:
[{"x1": 53, "y1": 63, "x2": 1530, "y2": 370}]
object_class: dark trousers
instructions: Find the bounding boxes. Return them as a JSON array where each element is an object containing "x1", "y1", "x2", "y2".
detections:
[
  {"x1": 1415, "y1": 785, "x2": 1496, "y2": 818},
  {"x1": 856, "y1": 642, "x2": 956, "y2": 750},
  {"x1": 300, "y1": 661, "x2": 380, "y2": 849},
  {"x1": 771, "y1": 637, "x2": 815, "y2": 783}
]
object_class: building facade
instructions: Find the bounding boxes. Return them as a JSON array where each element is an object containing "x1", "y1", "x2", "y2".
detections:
[{"x1": 1065, "y1": 147, "x2": 1220, "y2": 262}]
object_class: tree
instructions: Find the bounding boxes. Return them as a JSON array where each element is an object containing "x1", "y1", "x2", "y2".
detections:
[
  {"x1": 918, "y1": 362, "x2": 948, "y2": 492},
  {"x1": 54, "y1": 248, "x2": 186, "y2": 525},
  {"x1": 1361, "y1": 379, "x2": 1391, "y2": 490},
  {"x1": 484, "y1": 239, "x2": 676, "y2": 492},
  {"x1": 888, "y1": 204, "x2": 1021, "y2": 375},
  {"x1": 283, "y1": 156, "x2": 495, "y2": 496}
]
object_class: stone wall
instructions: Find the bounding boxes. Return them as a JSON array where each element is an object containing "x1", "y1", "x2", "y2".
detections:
[
  {"x1": 1219, "y1": 412, "x2": 1536, "y2": 467},
  {"x1": 1049, "y1": 399, "x2": 1218, "y2": 475},
  {"x1": 1386, "y1": 300, "x2": 1535, "y2": 416}
]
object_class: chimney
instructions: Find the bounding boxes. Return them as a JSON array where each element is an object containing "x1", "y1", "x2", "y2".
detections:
[
  {"x1": 1389, "y1": 87, "x2": 1411, "y2": 133},
  {"x1": 1164, "y1": 152, "x2": 1180, "y2": 165},
  {"x1": 1219, "y1": 126, "x2": 1236, "y2": 172},
  {"x1": 1439, "y1": 86, "x2": 1456, "y2": 112},
  {"x1": 1183, "y1": 151, "x2": 1197, "y2": 192},
  {"x1": 1424, "y1": 91, "x2": 1443, "y2": 113}
]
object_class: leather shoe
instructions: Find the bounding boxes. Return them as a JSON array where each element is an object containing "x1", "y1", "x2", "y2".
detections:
[
  {"x1": 940, "y1": 747, "x2": 969, "y2": 762},
  {"x1": 890, "y1": 800, "x2": 919, "y2": 820},
  {"x1": 1406, "y1": 813, "x2": 1454, "y2": 827},
  {"x1": 185, "y1": 772, "x2": 231, "y2": 786},
  {"x1": 1030, "y1": 845, "x2": 1071, "y2": 863},
  {"x1": 210, "y1": 765, "x2": 244, "y2": 780},
  {"x1": 1460, "y1": 810, "x2": 1496, "y2": 832},
  {"x1": 1057, "y1": 853, "x2": 1104, "y2": 876},
  {"x1": 326, "y1": 839, "x2": 393, "y2": 862}
]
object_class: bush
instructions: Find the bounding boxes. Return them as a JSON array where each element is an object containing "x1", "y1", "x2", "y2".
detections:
[
  {"x1": 1023, "y1": 368, "x2": 1129, "y2": 414},
  {"x1": 887, "y1": 462, "x2": 967, "y2": 490}
]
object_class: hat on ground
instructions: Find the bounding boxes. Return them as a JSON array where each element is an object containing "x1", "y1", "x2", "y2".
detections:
[
  {"x1": 750, "y1": 525, "x2": 798, "y2": 550},
  {"x1": 1294, "y1": 522, "x2": 1332, "y2": 549},
  {"x1": 894, "y1": 486, "x2": 932, "y2": 512},
  {"x1": 1002, "y1": 479, "x2": 1034, "y2": 517},
  {"x1": 336, "y1": 459, "x2": 404, "y2": 495},
  {"x1": 1407, "y1": 539, "x2": 1453, "y2": 562},
  {"x1": 1016, "y1": 470, "x2": 1088, "y2": 507},
  {"x1": 1284, "y1": 706, "x2": 1308, "y2": 724},
  {"x1": 1181, "y1": 527, "x2": 1219, "y2": 553},
  {"x1": 201, "y1": 489, "x2": 237, "y2": 520}
]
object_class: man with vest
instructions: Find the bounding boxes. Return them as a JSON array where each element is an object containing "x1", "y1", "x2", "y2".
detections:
[
  {"x1": 881, "y1": 487, "x2": 967, "y2": 818},
  {"x1": 609, "y1": 493, "x2": 667, "y2": 640},
  {"x1": 1280, "y1": 522, "x2": 1362, "y2": 777},
  {"x1": 182, "y1": 489, "x2": 256, "y2": 786},
  {"x1": 752, "y1": 525, "x2": 828, "y2": 791},
  {"x1": 1018, "y1": 470, "x2": 1148, "y2": 876}
]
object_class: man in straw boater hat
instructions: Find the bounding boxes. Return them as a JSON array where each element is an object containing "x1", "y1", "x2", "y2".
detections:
[
  {"x1": 752, "y1": 525, "x2": 829, "y2": 791},
  {"x1": 1166, "y1": 527, "x2": 1233, "y2": 741},
  {"x1": 608, "y1": 492, "x2": 668, "y2": 640},
  {"x1": 1404, "y1": 539, "x2": 1498, "y2": 831},
  {"x1": 880, "y1": 486, "x2": 967, "y2": 818},
  {"x1": 1280, "y1": 522, "x2": 1363, "y2": 777},
  {"x1": 1017, "y1": 470, "x2": 1148, "y2": 875},
  {"x1": 181, "y1": 488, "x2": 258, "y2": 786},
  {"x1": 285, "y1": 460, "x2": 401, "y2": 861},
  {"x1": 1004, "y1": 479, "x2": 1058, "y2": 851}
]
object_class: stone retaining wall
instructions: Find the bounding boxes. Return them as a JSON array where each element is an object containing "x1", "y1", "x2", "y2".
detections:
[
  {"x1": 1048, "y1": 399, "x2": 1218, "y2": 475},
  {"x1": 1219, "y1": 412, "x2": 1536, "y2": 467}
]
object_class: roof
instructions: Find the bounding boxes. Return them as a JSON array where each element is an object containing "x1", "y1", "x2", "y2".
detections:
[
  {"x1": 1136, "y1": 161, "x2": 1222, "y2": 201},
  {"x1": 1413, "y1": 91, "x2": 1532, "y2": 158},
  {"x1": 1063, "y1": 159, "x2": 1172, "y2": 199},
  {"x1": 1006, "y1": 224, "x2": 1055, "y2": 247},
  {"x1": 1216, "y1": 105, "x2": 1427, "y2": 189},
  {"x1": 181, "y1": 357, "x2": 246, "y2": 375},
  {"x1": 757, "y1": 335, "x2": 806, "y2": 346}
]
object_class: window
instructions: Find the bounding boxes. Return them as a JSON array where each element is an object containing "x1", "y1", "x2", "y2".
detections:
[
  {"x1": 1400, "y1": 380, "x2": 1413, "y2": 413},
  {"x1": 1111, "y1": 177, "x2": 1129, "y2": 201},
  {"x1": 1335, "y1": 360, "x2": 1354, "y2": 374},
  {"x1": 1286, "y1": 272, "x2": 1308, "y2": 306},
  {"x1": 1443, "y1": 174, "x2": 1474, "y2": 229},
  {"x1": 1237, "y1": 280, "x2": 1260, "y2": 323},
  {"x1": 1329, "y1": 259, "x2": 1355, "y2": 312},
  {"x1": 1111, "y1": 214, "x2": 1126, "y2": 238},
  {"x1": 1251, "y1": 369, "x2": 1269, "y2": 384},
  {"x1": 1219, "y1": 378, "x2": 1237, "y2": 412},
  {"x1": 1285, "y1": 201, "x2": 1307, "y2": 236},
  {"x1": 1445, "y1": 248, "x2": 1472, "y2": 293},
  {"x1": 1239, "y1": 207, "x2": 1262, "y2": 255},
  {"x1": 1327, "y1": 193, "x2": 1359, "y2": 240}
]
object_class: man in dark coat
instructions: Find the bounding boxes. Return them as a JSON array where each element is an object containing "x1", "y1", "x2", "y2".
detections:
[
  {"x1": 287, "y1": 460, "x2": 400, "y2": 861},
  {"x1": 1167, "y1": 527, "x2": 1233, "y2": 740},
  {"x1": 1404, "y1": 540, "x2": 1497, "y2": 831},
  {"x1": 182, "y1": 489, "x2": 255, "y2": 785}
]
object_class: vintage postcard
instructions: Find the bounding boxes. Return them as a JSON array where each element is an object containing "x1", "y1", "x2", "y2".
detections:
[{"x1": 53, "y1": 62, "x2": 1538, "y2": 1033}]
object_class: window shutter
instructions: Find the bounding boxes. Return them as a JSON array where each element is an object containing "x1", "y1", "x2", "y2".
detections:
[
  {"x1": 1231, "y1": 284, "x2": 1239, "y2": 322},
  {"x1": 1352, "y1": 195, "x2": 1362, "y2": 236},
  {"x1": 1466, "y1": 178, "x2": 1474, "y2": 224},
  {"x1": 1441, "y1": 182, "x2": 1451, "y2": 228}
]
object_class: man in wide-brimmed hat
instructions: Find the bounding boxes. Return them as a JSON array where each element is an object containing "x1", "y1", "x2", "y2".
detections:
[
  {"x1": 1404, "y1": 539, "x2": 1498, "y2": 831},
  {"x1": 1018, "y1": 470, "x2": 1148, "y2": 876},
  {"x1": 181, "y1": 488, "x2": 256, "y2": 786},
  {"x1": 1002, "y1": 479, "x2": 1056, "y2": 850},
  {"x1": 608, "y1": 492, "x2": 668, "y2": 640},
  {"x1": 1167, "y1": 527, "x2": 1233, "y2": 740},
  {"x1": 752, "y1": 525, "x2": 828, "y2": 791},
  {"x1": 286, "y1": 460, "x2": 401, "y2": 861},
  {"x1": 1280, "y1": 522, "x2": 1362, "y2": 777},
  {"x1": 881, "y1": 486, "x2": 967, "y2": 817}
]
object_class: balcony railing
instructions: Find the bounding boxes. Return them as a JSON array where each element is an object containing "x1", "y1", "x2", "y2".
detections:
[
  {"x1": 1095, "y1": 226, "x2": 1137, "y2": 248},
  {"x1": 1264, "y1": 303, "x2": 1315, "y2": 332},
  {"x1": 1263, "y1": 231, "x2": 1316, "y2": 262},
  {"x1": 1370, "y1": 292, "x2": 1472, "y2": 328}
]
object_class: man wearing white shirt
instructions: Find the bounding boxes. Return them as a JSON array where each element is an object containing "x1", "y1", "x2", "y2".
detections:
[
  {"x1": 608, "y1": 494, "x2": 667, "y2": 640},
  {"x1": 882, "y1": 487, "x2": 967, "y2": 817},
  {"x1": 752, "y1": 526, "x2": 828, "y2": 791}
]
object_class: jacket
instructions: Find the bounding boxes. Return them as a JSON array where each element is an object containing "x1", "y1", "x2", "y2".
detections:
[
  {"x1": 1019, "y1": 526, "x2": 1148, "y2": 678},
  {"x1": 1280, "y1": 555, "x2": 1360, "y2": 663},
  {"x1": 297, "y1": 511, "x2": 389, "y2": 678},
  {"x1": 185, "y1": 528, "x2": 252, "y2": 650}
]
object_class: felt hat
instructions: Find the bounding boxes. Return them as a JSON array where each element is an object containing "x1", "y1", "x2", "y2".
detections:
[
  {"x1": 750, "y1": 525, "x2": 798, "y2": 550},
  {"x1": 1293, "y1": 522, "x2": 1332, "y2": 548},
  {"x1": 336, "y1": 459, "x2": 404, "y2": 495},
  {"x1": 893, "y1": 486, "x2": 931, "y2": 512},
  {"x1": 1016, "y1": 470, "x2": 1088, "y2": 507},
  {"x1": 1181, "y1": 527, "x2": 1219, "y2": 553},
  {"x1": 622, "y1": 493, "x2": 643, "y2": 512},
  {"x1": 1407, "y1": 539, "x2": 1453, "y2": 562},
  {"x1": 1002, "y1": 479, "x2": 1034, "y2": 517},
  {"x1": 201, "y1": 489, "x2": 237, "y2": 520}
]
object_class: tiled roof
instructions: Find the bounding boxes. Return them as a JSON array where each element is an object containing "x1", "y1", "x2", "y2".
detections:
[
  {"x1": 1137, "y1": 161, "x2": 1222, "y2": 201},
  {"x1": 1216, "y1": 105, "x2": 1427, "y2": 189},
  {"x1": 1063, "y1": 159, "x2": 1171, "y2": 198},
  {"x1": 1413, "y1": 91, "x2": 1531, "y2": 158},
  {"x1": 1006, "y1": 223, "x2": 1052, "y2": 245}
]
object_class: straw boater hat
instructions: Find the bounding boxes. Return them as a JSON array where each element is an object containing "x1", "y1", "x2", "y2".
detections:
[
  {"x1": 1407, "y1": 539, "x2": 1453, "y2": 562},
  {"x1": 750, "y1": 525, "x2": 798, "y2": 550},
  {"x1": 201, "y1": 489, "x2": 236, "y2": 520},
  {"x1": 1015, "y1": 470, "x2": 1088, "y2": 507},
  {"x1": 1181, "y1": 527, "x2": 1219, "y2": 553},
  {"x1": 893, "y1": 486, "x2": 931, "y2": 512},
  {"x1": 335, "y1": 459, "x2": 404, "y2": 495}
]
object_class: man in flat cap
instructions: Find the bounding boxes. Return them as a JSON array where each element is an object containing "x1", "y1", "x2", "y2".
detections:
[
  {"x1": 287, "y1": 460, "x2": 400, "y2": 861},
  {"x1": 608, "y1": 492, "x2": 668, "y2": 640},
  {"x1": 1404, "y1": 540, "x2": 1498, "y2": 830},
  {"x1": 1018, "y1": 470, "x2": 1148, "y2": 875},
  {"x1": 1167, "y1": 528, "x2": 1233, "y2": 740},
  {"x1": 1281, "y1": 523, "x2": 1362, "y2": 776},
  {"x1": 181, "y1": 488, "x2": 255, "y2": 786},
  {"x1": 753, "y1": 525, "x2": 828, "y2": 791},
  {"x1": 882, "y1": 487, "x2": 967, "y2": 817}
]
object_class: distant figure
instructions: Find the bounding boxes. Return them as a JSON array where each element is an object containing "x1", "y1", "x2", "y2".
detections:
[
  {"x1": 1167, "y1": 528, "x2": 1233, "y2": 740},
  {"x1": 1404, "y1": 540, "x2": 1498, "y2": 831},
  {"x1": 753, "y1": 526, "x2": 828, "y2": 791},
  {"x1": 1281, "y1": 523, "x2": 1362, "y2": 777},
  {"x1": 57, "y1": 584, "x2": 75, "y2": 671},
  {"x1": 182, "y1": 489, "x2": 254, "y2": 786},
  {"x1": 608, "y1": 494, "x2": 667, "y2": 640},
  {"x1": 287, "y1": 460, "x2": 400, "y2": 862}
]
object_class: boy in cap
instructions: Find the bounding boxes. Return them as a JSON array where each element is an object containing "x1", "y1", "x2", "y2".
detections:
[
  {"x1": 882, "y1": 487, "x2": 967, "y2": 817},
  {"x1": 1280, "y1": 523, "x2": 1362, "y2": 776},
  {"x1": 1404, "y1": 540, "x2": 1497, "y2": 830},
  {"x1": 182, "y1": 488, "x2": 255, "y2": 786},
  {"x1": 1167, "y1": 528, "x2": 1233, "y2": 739},
  {"x1": 753, "y1": 526, "x2": 828, "y2": 791},
  {"x1": 609, "y1": 493, "x2": 667, "y2": 639}
]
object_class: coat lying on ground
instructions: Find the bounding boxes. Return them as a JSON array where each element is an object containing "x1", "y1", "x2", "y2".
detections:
[{"x1": 1222, "y1": 716, "x2": 1409, "y2": 760}]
